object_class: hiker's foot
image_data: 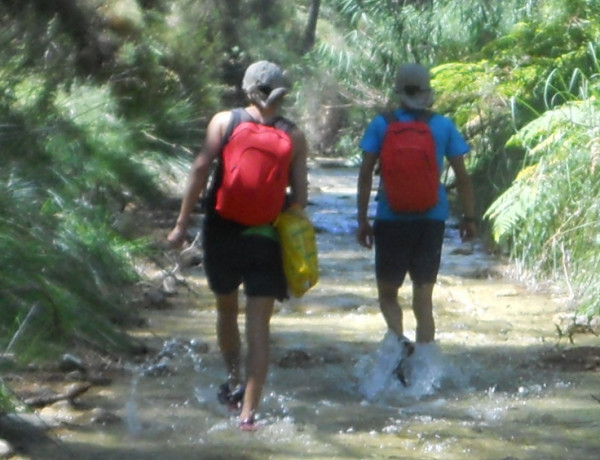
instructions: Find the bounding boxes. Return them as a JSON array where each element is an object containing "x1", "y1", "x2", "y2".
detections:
[
  {"x1": 217, "y1": 382, "x2": 245, "y2": 410},
  {"x1": 394, "y1": 336, "x2": 414, "y2": 386},
  {"x1": 239, "y1": 415, "x2": 257, "y2": 431}
]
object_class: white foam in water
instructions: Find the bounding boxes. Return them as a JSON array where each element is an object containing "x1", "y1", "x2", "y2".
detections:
[
  {"x1": 355, "y1": 333, "x2": 468, "y2": 402},
  {"x1": 125, "y1": 373, "x2": 143, "y2": 436},
  {"x1": 355, "y1": 331, "x2": 407, "y2": 400}
]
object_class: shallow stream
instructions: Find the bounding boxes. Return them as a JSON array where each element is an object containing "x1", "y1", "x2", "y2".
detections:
[{"x1": 47, "y1": 165, "x2": 600, "y2": 459}]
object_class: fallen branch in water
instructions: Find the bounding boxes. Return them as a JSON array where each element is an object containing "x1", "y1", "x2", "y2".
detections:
[{"x1": 23, "y1": 382, "x2": 92, "y2": 408}]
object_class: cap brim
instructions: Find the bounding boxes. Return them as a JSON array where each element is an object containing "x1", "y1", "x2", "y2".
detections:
[
  {"x1": 265, "y1": 87, "x2": 289, "y2": 106},
  {"x1": 399, "y1": 90, "x2": 434, "y2": 110}
]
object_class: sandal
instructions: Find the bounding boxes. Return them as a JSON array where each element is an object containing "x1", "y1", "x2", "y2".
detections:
[
  {"x1": 239, "y1": 415, "x2": 257, "y2": 432},
  {"x1": 217, "y1": 382, "x2": 245, "y2": 410},
  {"x1": 394, "y1": 337, "x2": 415, "y2": 387}
]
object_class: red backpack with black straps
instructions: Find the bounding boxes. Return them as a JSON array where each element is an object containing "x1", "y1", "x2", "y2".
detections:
[
  {"x1": 214, "y1": 109, "x2": 294, "y2": 226},
  {"x1": 380, "y1": 111, "x2": 439, "y2": 213}
]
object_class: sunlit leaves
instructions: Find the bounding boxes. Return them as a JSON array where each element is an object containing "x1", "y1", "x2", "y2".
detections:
[{"x1": 486, "y1": 91, "x2": 600, "y2": 316}]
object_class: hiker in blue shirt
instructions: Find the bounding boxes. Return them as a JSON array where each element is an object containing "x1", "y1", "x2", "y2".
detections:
[
  {"x1": 168, "y1": 61, "x2": 308, "y2": 430},
  {"x1": 356, "y1": 63, "x2": 476, "y2": 383}
]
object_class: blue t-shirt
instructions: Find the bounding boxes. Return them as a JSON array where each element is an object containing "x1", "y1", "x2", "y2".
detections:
[{"x1": 359, "y1": 109, "x2": 469, "y2": 221}]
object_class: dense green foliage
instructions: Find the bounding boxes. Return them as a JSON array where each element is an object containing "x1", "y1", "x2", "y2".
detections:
[
  {"x1": 315, "y1": 0, "x2": 600, "y2": 318},
  {"x1": 1, "y1": 0, "x2": 599, "y2": 412}
]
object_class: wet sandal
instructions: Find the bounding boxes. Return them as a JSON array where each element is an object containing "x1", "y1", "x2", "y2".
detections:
[
  {"x1": 239, "y1": 415, "x2": 257, "y2": 432},
  {"x1": 217, "y1": 382, "x2": 245, "y2": 410},
  {"x1": 394, "y1": 337, "x2": 415, "y2": 387}
]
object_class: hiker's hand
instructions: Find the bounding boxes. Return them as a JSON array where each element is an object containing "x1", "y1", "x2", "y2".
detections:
[
  {"x1": 459, "y1": 220, "x2": 477, "y2": 242},
  {"x1": 356, "y1": 221, "x2": 374, "y2": 249},
  {"x1": 167, "y1": 225, "x2": 187, "y2": 248}
]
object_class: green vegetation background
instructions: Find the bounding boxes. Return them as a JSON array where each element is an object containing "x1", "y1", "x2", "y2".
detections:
[{"x1": 1, "y1": 0, "x2": 599, "y2": 407}]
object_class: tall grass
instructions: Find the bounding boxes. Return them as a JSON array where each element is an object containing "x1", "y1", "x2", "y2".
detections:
[
  {"x1": 0, "y1": 10, "x2": 157, "y2": 360},
  {"x1": 486, "y1": 64, "x2": 600, "y2": 316}
]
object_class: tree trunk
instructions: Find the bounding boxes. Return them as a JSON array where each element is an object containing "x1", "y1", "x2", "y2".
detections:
[
  {"x1": 253, "y1": 0, "x2": 277, "y2": 28},
  {"x1": 15, "y1": 0, "x2": 116, "y2": 75},
  {"x1": 303, "y1": 0, "x2": 321, "y2": 54}
]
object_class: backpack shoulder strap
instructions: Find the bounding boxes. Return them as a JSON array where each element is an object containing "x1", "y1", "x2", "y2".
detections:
[
  {"x1": 271, "y1": 116, "x2": 295, "y2": 134},
  {"x1": 382, "y1": 111, "x2": 397, "y2": 125},
  {"x1": 382, "y1": 110, "x2": 434, "y2": 125},
  {"x1": 207, "y1": 108, "x2": 253, "y2": 217},
  {"x1": 416, "y1": 110, "x2": 434, "y2": 123},
  {"x1": 223, "y1": 109, "x2": 294, "y2": 140},
  {"x1": 221, "y1": 108, "x2": 253, "y2": 146}
]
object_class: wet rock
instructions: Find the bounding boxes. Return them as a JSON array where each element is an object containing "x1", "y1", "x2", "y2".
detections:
[
  {"x1": 0, "y1": 414, "x2": 51, "y2": 451},
  {"x1": 278, "y1": 349, "x2": 312, "y2": 368},
  {"x1": 90, "y1": 408, "x2": 121, "y2": 425},
  {"x1": 162, "y1": 274, "x2": 178, "y2": 295},
  {"x1": 584, "y1": 355, "x2": 600, "y2": 370},
  {"x1": 177, "y1": 232, "x2": 203, "y2": 269},
  {"x1": 59, "y1": 354, "x2": 87, "y2": 373},
  {"x1": 143, "y1": 360, "x2": 172, "y2": 377},
  {"x1": 278, "y1": 346, "x2": 344, "y2": 368},
  {"x1": 189, "y1": 339, "x2": 210, "y2": 354},
  {"x1": 178, "y1": 246, "x2": 203, "y2": 269},
  {"x1": 496, "y1": 288, "x2": 520, "y2": 297},
  {"x1": 39, "y1": 401, "x2": 78, "y2": 425},
  {"x1": 539, "y1": 346, "x2": 600, "y2": 372},
  {"x1": 137, "y1": 337, "x2": 210, "y2": 377},
  {"x1": 450, "y1": 244, "x2": 474, "y2": 255},
  {"x1": 87, "y1": 374, "x2": 113, "y2": 386},
  {"x1": 158, "y1": 337, "x2": 189, "y2": 357},
  {"x1": 0, "y1": 354, "x2": 16, "y2": 372},
  {"x1": 466, "y1": 267, "x2": 503, "y2": 279},
  {"x1": 65, "y1": 370, "x2": 87, "y2": 381},
  {"x1": 0, "y1": 439, "x2": 13, "y2": 458},
  {"x1": 144, "y1": 288, "x2": 168, "y2": 308},
  {"x1": 553, "y1": 314, "x2": 598, "y2": 342},
  {"x1": 315, "y1": 346, "x2": 344, "y2": 365}
]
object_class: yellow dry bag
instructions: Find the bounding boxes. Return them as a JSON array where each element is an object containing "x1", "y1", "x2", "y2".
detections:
[{"x1": 273, "y1": 205, "x2": 319, "y2": 297}]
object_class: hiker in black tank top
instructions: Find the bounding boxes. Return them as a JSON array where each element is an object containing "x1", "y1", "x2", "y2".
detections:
[{"x1": 167, "y1": 61, "x2": 308, "y2": 430}]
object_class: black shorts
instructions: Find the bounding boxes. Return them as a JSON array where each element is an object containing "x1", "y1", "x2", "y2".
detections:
[
  {"x1": 374, "y1": 219, "x2": 445, "y2": 286},
  {"x1": 202, "y1": 214, "x2": 288, "y2": 300}
]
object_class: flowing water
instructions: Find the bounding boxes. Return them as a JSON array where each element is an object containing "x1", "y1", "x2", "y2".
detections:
[{"x1": 47, "y1": 165, "x2": 599, "y2": 460}]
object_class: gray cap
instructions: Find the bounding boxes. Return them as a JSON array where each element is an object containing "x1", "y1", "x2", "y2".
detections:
[
  {"x1": 242, "y1": 61, "x2": 290, "y2": 108},
  {"x1": 395, "y1": 63, "x2": 434, "y2": 110}
]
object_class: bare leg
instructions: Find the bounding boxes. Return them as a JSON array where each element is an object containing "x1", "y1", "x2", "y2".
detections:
[
  {"x1": 216, "y1": 291, "x2": 242, "y2": 386},
  {"x1": 377, "y1": 280, "x2": 404, "y2": 337},
  {"x1": 239, "y1": 296, "x2": 275, "y2": 423},
  {"x1": 412, "y1": 283, "x2": 435, "y2": 343}
]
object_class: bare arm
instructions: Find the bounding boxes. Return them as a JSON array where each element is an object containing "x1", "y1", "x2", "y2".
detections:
[
  {"x1": 447, "y1": 154, "x2": 477, "y2": 241},
  {"x1": 287, "y1": 127, "x2": 308, "y2": 208},
  {"x1": 167, "y1": 110, "x2": 232, "y2": 247},
  {"x1": 356, "y1": 152, "x2": 378, "y2": 248}
]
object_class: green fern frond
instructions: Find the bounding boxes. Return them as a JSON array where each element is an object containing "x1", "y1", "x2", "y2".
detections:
[{"x1": 485, "y1": 164, "x2": 539, "y2": 241}]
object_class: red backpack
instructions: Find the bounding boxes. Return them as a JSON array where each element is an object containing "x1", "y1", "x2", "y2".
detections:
[
  {"x1": 380, "y1": 112, "x2": 438, "y2": 213},
  {"x1": 214, "y1": 109, "x2": 293, "y2": 226}
]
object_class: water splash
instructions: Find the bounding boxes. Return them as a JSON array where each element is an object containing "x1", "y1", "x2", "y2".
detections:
[
  {"x1": 355, "y1": 331, "x2": 407, "y2": 400},
  {"x1": 125, "y1": 372, "x2": 142, "y2": 436},
  {"x1": 123, "y1": 337, "x2": 209, "y2": 436},
  {"x1": 355, "y1": 333, "x2": 469, "y2": 403}
]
